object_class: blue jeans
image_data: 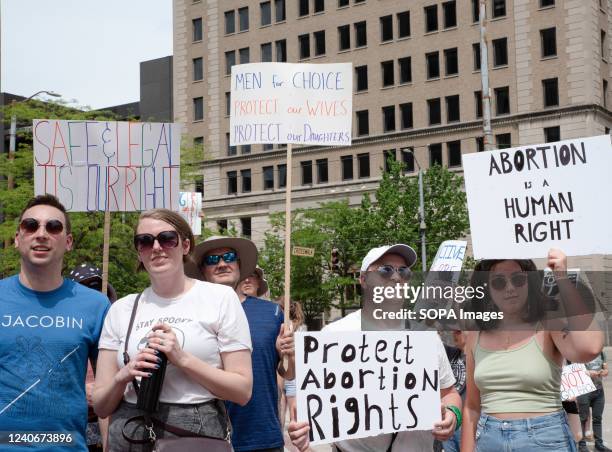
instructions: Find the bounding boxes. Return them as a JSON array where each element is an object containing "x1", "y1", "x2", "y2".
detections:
[
  {"x1": 476, "y1": 411, "x2": 577, "y2": 452},
  {"x1": 442, "y1": 427, "x2": 461, "y2": 452}
]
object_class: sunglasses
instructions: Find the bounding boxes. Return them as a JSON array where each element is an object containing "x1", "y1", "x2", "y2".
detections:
[
  {"x1": 376, "y1": 265, "x2": 412, "y2": 280},
  {"x1": 203, "y1": 251, "x2": 238, "y2": 266},
  {"x1": 133, "y1": 231, "x2": 180, "y2": 251},
  {"x1": 19, "y1": 218, "x2": 64, "y2": 235},
  {"x1": 490, "y1": 273, "x2": 528, "y2": 291}
]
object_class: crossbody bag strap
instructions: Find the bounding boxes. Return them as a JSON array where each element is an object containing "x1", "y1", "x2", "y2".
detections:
[{"x1": 123, "y1": 292, "x2": 143, "y2": 393}]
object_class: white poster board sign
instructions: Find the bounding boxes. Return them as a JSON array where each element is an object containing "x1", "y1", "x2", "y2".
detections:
[
  {"x1": 296, "y1": 331, "x2": 441, "y2": 446},
  {"x1": 230, "y1": 63, "x2": 352, "y2": 146},
  {"x1": 429, "y1": 240, "x2": 467, "y2": 273},
  {"x1": 178, "y1": 192, "x2": 202, "y2": 235},
  {"x1": 33, "y1": 119, "x2": 181, "y2": 212},
  {"x1": 560, "y1": 363, "x2": 596, "y2": 401},
  {"x1": 463, "y1": 135, "x2": 612, "y2": 259}
]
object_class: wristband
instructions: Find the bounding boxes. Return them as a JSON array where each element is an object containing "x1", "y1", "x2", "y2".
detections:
[{"x1": 446, "y1": 405, "x2": 462, "y2": 430}]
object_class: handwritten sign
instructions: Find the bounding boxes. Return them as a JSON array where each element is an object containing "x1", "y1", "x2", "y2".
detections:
[
  {"x1": 230, "y1": 63, "x2": 352, "y2": 146},
  {"x1": 296, "y1": 331, "x2": 440, "y2": 446},
  {"x1": 463, "y1": 135, "x2": 612, "y2": 258},
  {"x1": 33, "y1": 120, "x2": 181, "y2": 212},
  {"x1": 429, "y1": 240, "x2": 467, "y2": 273},
  {"x1": 178, "y1": 192, "x2": 202, "y2": 235},
  {"x1": 560, "y1": 363, "x2": 596, "y2": 401}
]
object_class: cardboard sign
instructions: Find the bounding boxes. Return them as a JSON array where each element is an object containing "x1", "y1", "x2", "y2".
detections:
[
  {"x1": 292, "y1": 246, "x2": 315, "y2": 257},
  {"x1": 178, "y1": 192, "x2": 202, "y2": 235},
  {"x1": 463, "y1": 135, "x2": 612, "y2": 259},
  {"x1": 33, "y1": 120, "x2": 181, "y2": 212},
  {"x1": 296, "y1": 331, "x2": 441, "y2": 445},
  {"x1": 560, "y1": 363, "x2": 596, "y2": 401},
  {"x1": 230, "y1": 63, "x2": 352, "y2": 146}
]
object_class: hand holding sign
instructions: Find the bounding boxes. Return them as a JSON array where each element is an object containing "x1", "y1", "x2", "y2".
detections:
[{"x1": 288, "y1": 404, "x2": 311, "y2": 452}]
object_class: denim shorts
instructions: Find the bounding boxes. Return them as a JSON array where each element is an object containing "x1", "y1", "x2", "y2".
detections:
[
  {"x1": 108, "y1": 399, "x2": 229, "y2": 452},
  {"x1": 475, "y1": 410, "x2": 577, "y2": 452}
]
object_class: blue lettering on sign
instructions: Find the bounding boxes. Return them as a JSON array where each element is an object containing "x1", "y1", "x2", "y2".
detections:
[
  {"x1": 292, "y1": 72, "x2": 343, "y2": 90},
  {"x1": 235, "y1": 72, "x2": 263, "y2": 90}
]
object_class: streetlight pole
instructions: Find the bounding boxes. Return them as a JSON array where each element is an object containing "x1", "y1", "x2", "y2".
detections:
[
  {"x1": 409, "y1": 150, "x2": 427, "y2": 272},
  {"x1": 479, "y1": 0, "x2": 495, "y2": 151}
]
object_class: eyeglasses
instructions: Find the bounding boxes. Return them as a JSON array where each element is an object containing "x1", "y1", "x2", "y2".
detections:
[
  {"x1": 490, "y1": 273, "x2": 528, "y2": 291},
  {"x1": 376, "y1": 265, "x2": 412, "y2": 280},
  {"x1": 133, "y1": 231, "x2": 180, "y2": 252},
  {"x1": 19, "y1": 218, "x2": 64, "y2": 235},
  {"x1": 203, "y1": 251, "x2": 238, "y2": 266}
]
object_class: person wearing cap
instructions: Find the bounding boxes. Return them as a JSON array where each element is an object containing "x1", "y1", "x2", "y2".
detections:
[
  {"x1": 288, "y1": 244, "x2": 461, "y2": 452},
  {"x1": 186, "y1": 236, "x2": 295, "y2": 452}
]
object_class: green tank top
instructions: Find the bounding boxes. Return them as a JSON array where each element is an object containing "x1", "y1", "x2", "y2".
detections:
[{"x1": 474, "y1": 334, "x2": 562, "y2": 413}]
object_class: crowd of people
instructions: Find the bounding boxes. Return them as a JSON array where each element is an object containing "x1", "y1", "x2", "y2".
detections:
[{"x1": 0, "y1": 194, "x2": 609, "y2": 452}]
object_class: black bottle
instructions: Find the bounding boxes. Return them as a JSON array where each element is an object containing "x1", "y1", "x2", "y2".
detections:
[{"x1": 136, "y1": 351, "x2": 168, "y2": 412}]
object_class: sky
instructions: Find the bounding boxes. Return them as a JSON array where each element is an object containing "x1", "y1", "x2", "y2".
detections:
[{"x1": 1, "y1": 0, "x2": 172, "y2": 109}]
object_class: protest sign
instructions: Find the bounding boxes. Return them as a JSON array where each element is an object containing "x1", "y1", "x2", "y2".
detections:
[
  {"x1": 296, "y1": 331, "x2": 441, "y2": 445},
  {"x1": 33, "y1": 119, "x2": 181, "y2": 212},
  {"x1": 560, "y1": 363, "x2": 596, "y2": 401},
  {"x1": 429, "y1": 240, "x2": 467, "y2": 277},
  {"x1": 463, "y1": 135, "x2": 612, "y2": 258},
  {"x1": 178, "y1": 192, "x2": 202, "y2": 235},
  {"x1": 230, "y1": 62, "x2": 352, "y2": 146}
]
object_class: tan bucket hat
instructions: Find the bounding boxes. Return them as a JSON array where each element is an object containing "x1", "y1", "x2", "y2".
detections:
[{"x1": 185, "y1": 235, "x2": 258, "y2": 281}]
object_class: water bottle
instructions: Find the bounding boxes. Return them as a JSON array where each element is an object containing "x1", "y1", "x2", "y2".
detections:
[{"x1": 136, "y1": 351, "x2": 168, "y2": 412}]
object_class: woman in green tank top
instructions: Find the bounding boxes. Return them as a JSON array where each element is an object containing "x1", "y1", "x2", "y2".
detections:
[{"x1": 460, "y1": 248, "x2": 604, "y2": 452}]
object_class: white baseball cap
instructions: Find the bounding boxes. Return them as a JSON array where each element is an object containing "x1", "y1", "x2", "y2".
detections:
[{"x1": 360, "y1": 244, "x2": 418, "y2": 272}]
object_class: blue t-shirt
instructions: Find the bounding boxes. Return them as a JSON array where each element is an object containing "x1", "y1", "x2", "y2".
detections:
[
  {"x1": 226, "y1": 296, "x2": 284, "y2": 451},
  {"x1": 0, "y1": 275, "x2": 110, "y2": 451}
]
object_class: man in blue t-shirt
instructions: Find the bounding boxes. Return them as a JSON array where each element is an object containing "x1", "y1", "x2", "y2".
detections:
[
  {"x1": 0, "y1": 195, "x2": 110, "y2": 451},
  {"x1": 187, "y1": 236, "x2": 295, "y2": 452}
]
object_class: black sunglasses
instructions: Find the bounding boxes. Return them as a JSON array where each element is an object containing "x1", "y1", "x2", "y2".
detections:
[
  {"x1": 203, "y1": 251, "x2": 238, "y2": 266},
  {"x1": 133, "y1": 231, "x2": 180, "y2": 251},
  {"x1": 19, "y1": 218, "x2": 64, "y2": 235},
  {"x1": 376, "y1": 265, "x2": 412, "y2": 280},
  {"x1": 490, "y1": 273, "x2": 528, "y2": 291}
]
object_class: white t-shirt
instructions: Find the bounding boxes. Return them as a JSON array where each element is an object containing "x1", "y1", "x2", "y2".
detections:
[
  {"x1": 323, "y1": 310, "x2": 455, "y2": 452},
  {"x1": 99, "y1": 280, "x2": 252, "y2": 404}
]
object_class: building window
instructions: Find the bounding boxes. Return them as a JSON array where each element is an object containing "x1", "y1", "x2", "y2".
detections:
[
  {"x1": 225, "y1": 10, "x2": 235, "y2": 34},
  {"x1": 355, "y1": 21, "x2": 367, "y2": 47},
  {"x1": 380, "y1": 15, "x2": 393, "y2": 42},
  {"x1": 241, "y1": 217, "x2": 252, "y2": 238},
  {"x1": 226, "y1": 133, "x2": 237, "y2": 156},
  {"x1": 194, "y1": 136, "x2": 204, "y2": 154},
  {"x1": 275, "y1": 0, "x2": 286, "y2": 21},
  {"x1": 382, "y1": 106, "x2": 396, "y2": 132},
  {"x1": 338, "y1": 25, "x2": 351, "y2": 51},
  {"x1": 602, "y1": 30, "x2": 607, "y2": 60},
  {"x1": 261, "y1": 43, "x2": 272, "y2": 62},
  {"x1": 496, "y1": 133, "x2": 511, "y2": 149},
  {"x1": 428, "y1": 98, "x2": 441, "y2": 125},
  {"x1": 341, "y1": 155, "x2": 354, "y2": 180},
  {"x1": 225, "y1": 92, "x2": 231, "y2": 116},
  {"x1": 492, "y1": 37, "x2": 508, "y2": 66},
  {"x1": 381, "y1": 60, "x2": 394, "y2": 86},
  {"x1": 263, "y1": 143, "x2": 274, "y2": 151},
  {"x1": 241, "y1": 145, "x2": 251, "y2": 155},
  {"x1": 544, "y1": 126, "x2": 561, "y2": 143},
  {"x1": 225, "y1": 51, "x2": 236, "y2": 75},
  {"x1": 355, "y1": 65, "x2": 368, "y2": 91},
  {"x1": 399, "y1": 57, "x2": 412, "y2": 83},
  {"x1": 299, "y1": 34, "x2": 310, "y2": 59},
  {"x1": 314, "y1": 0, "x2": 325, "y2": 13},
  {"x1": 316, "y1": 158, "x2": 329, "y2": 183},
  {"x1": 398, "y1": 11, "x2": 410, "y2": 38},
  {"x1": 473, "y1": 43, "x2": 481, "y2": 70},
  {"x1": 241, "y1": 169, "x2": 252, "y2": 192},
  {"x1": 401, "y1": 148, "x2": 415, "y2": 172},
  {"x1": 383, "y1": 149, "x2": 396, "y2": 172},
  {"x1": 474, "y1": 91, "x2": 483, "y2": 118},
  {"x1": 276, "y1": 39, "x2": 287, "y2": 61},
  {"x1": 193, "y1": 57, "x2": 203, "y2": 81},
  {"x1": 261, "y1": 2, "x2": 272, "y2": 26},
  {"x1": 263, "y1": 166, "x2": 274, "y2": 189},
  {"x1": 429, "y1": 143, "x2": 443, "y2": 166},
  {"x1": 239, "y1": 47, "x2": 250, "y2": 64},
  {"x1": 301, "y1": 161, "x2": 313, "y2": 184},
  {"x1": 444, "y1": 48, "x2": 458, "y2": 75},
  {"x1": 446, "y1": 95, "x2": 460, "y2": 122},
  {"x1": 358, "y1": 153, "x2": 370, "y2": 178},
  {"x1": 193, "y1": 18, "x2": 203, "y2": 41},
  {"x1": 314, "y1": 30, "x2": 326, "y2": 56},
  {"x1": 299, "y1": 0, "x2": 309, "y2": 16},
  {"x1": 447, "y1": 140, "x2": 461, "y2": 167},
  {"x1": 426, "y1": 51, "x2": 440, "y2": 79},
  {"x1": 472, "y1": 0, "x2": 479, "y2": 22},
  {"x1": 217, "y1": 219, "x2": 228, "y2": 233},
  {"x1": 603, "y1": 79, "x2": 608, "y2": 107},
  {"x1": 443, "y1": 1, "x2": 456, "y2": 28},
  {"x1": 476, "y1": 136, "x2": 484, "y2": 152},
  {"x1": 400, "y1": 103, "x2": 413, "y2": 129},
  {"x1": 542, "y1": 78, "x2": 559, "y2": 107},
  {"x1": 194, "y1": 174, "x2": 203, "y2": 195},
  {"x1": 278, "y1": 164, "x2": 287, "y2": 188},
  {"x1": 238, "y1": 7, "x2": 249, "y2": 31},
  {"x1": 355, "y1": 0, "x2": 366, "y2": 3},
  {"x1": 424, "y1": 5, "x2": 438, "y2": 33},
  {"x1": 495, "y1": 86, "x2": 510, "y2": 115},
  {"x1": 540, "y1": 28, "x2": 556, "y2": 57},
  {"x1": 356, "y1": 110, "x2": 369, "y2": 135},
  {"x1": 339, "y1": 0, "x2": 349, "y2": 6},
  {"x1": 540, "y1": 0, "x2": 554, "y2": 6},
  {"x1": 227, "y1": 171, "x2": 237, "y2": 194},
  {"x1": 193, "y1": 97, "x2": 203, "y2": 121},
  {"x1": 492, "y1": 0, "x2": 506, "y2": 18}
]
